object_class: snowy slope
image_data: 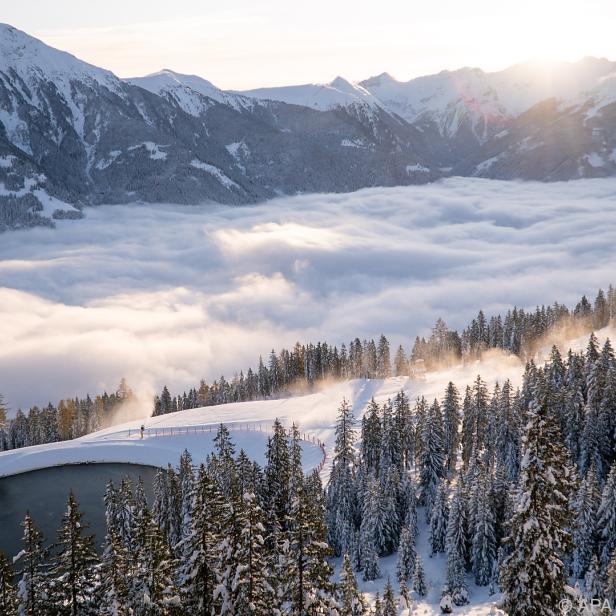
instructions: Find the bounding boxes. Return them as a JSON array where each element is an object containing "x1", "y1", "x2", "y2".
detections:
[
  {"x1": 243, "y1": 76, "x2": 380, "y2": 111},
  {"x1": 360, "y1": 58, "x2": 616, "y2": 141},
  {"x1": 0, "y1": 23, "x2": 122, "y2": 96},
  {"x1": 127, "y1": 69, "x2": 254, "y2": 115},
  {"x1": 0, "y1": 23, "x2": 125, "y2": 148},
  {"x1": 0, "y1": 351, "x2": 526, "y2": 481}
]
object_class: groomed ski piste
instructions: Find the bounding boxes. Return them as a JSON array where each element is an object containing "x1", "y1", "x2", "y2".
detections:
[{"x1": 1, "y1": 326, "x2": 612, "y2": 614}]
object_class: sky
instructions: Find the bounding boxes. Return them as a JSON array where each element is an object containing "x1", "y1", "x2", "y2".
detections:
[
  {"x1": 1, "y1": 177, "x2": 615, "y2": 410},
  {"x1": 3, "y1": 0, "x2": 616, "y2": 89}
]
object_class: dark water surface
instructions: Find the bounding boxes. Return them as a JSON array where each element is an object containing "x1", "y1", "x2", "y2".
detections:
[{"x1": 0, "y1": 463, "x2": 158, "y2": 559}]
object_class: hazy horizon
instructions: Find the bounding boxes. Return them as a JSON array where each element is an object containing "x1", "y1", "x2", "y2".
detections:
[{"x1": 4, "y1": 0, "x2": 615, "y2": 89}]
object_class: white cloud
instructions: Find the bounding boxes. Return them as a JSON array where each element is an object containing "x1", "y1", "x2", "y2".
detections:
[{"x1": 1, "y1": 177, "x2": 616, "y2": 409}]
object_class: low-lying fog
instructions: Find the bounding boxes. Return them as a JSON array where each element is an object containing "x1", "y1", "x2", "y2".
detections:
[{"x1": 1, "y1": 177, "x2": 615, "y2": 409}]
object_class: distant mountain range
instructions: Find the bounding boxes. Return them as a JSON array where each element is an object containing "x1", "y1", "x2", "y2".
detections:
[{"x1": 1, "y1": 23, "x2": 615, "y2": 229}]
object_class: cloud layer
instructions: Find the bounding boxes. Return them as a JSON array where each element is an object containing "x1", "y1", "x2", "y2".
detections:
[{"x1": 1, "y1": 177, "x2": 615, "y2": 409}]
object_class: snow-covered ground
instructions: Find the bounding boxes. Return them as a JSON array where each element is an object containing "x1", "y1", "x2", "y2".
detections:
[
  {"x1": 3, "y1": 319, "x2": 609, "y2": 482},
  {"x1": 2, "y1": 324, "x2": 613, "y2": 613}
]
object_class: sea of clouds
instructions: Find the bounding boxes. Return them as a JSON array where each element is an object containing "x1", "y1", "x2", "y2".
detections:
[{"x1": 1, "y1": 177, "x2": 615, "y2": 410}]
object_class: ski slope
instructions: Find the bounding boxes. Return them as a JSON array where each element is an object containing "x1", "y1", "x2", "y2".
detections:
[
  {"x1": 0, "y1": 349, "x2": 526, "y2": 480},
  {"x1": 2, "y1": 319, "x2": 609, "y2": 482}
]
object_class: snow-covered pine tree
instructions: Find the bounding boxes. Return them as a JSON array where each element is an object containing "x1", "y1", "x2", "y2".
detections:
[
  {"x1": 382, "y1": 578, "x2": 397, "y2": 616},
  {"x1": 381, "y1": 402, "x2": 402, "y2": 471},
  {"x1": 288, "y1": 423, "x2": 304, "y2": 503},
  {"x1": 445, "y1": 475, "x2": 469, "y2": 571},
  {"x1": 178, "y1": 449, "x2": 196, "y2": 548},
  {"x1": 153, "y1": 466, "x2": 181, "y2": 551},
  {"x1": 360, "y1": 476, "x2": 396, "y2": 557},
  {"x1": 597, "y1": 462, "x2": 616, "y2": 573},
  {"x1": 571, "y1": 465, "x2": 600, "y2": 580},
  {"x1": 326, "y1": 399, "x2": 357, "y2": 556},
  {"x1": 444, "y1": 477, "x2": 469, "y2": 606},
  {"x1": 15, "y1": 512, "x2": 48, "y2": 616},
  {"x1": 179, "y1": 464, "x2": 225, "y2": 615},
  {"x1": 495, "y1": 380, "x2": 521, "y2": 483},
  {"x1": 373, "y1": 592, "x2": 383, "y2": 616},
  {"x1": 580, "y1": 359, "x2": 611, "y2": 478},
  {"x1": 419, "y1": 399, "x2": 445, "y2": 516},
  {"x1": 380, "y1": 467, "x2": 401, "y2": 553},
  {"x1": 288, "y1": 471, "x2": 336, "y2": 613},
  {"x1": 471, "y1": 475, "x2": 496, "y2": 586},
  {"x1": 393, "y1": 390, "x2": 413, "y2": 469},
  {"x1": 500, "y1": 374, "x2": 575, "y2": 616},
  {"x1": 361, "y1": 399, "x2": 382, "y2": 476},
  {"x1": 134, "y1": 508, "x2": 181, "y2": 615},
  {"x1": 442, "y1": 382, "x2": 460, "y2": 474},
  {"x1": 212, "y1": 423, "x2": 237, "y2": 495},
  {"x1": 361, "y1": 536, "x2": 380, "y2": 582},
  {"x1": 0, "y1": 551, "x2": 17, "y2": 616},
  {"x1": 396, "y1": 526, "x2": 416, "y2": 585},
  {"x1": 265, "y1": 419, "x2": 291, "y2": 531},
  {"x1": 429, "y1": 480, "x2": 449, "y2": 556},
  {"x1": 47, "y1": 491, "x2": 99, "y2": 615},
  {"x1": 338, "y1": 553, "x2": 365, "y2": 616},
  {"x1": 231, "y1": 492, "x2": 272, "y2": 615},
  {"x1": 412, "y1": 554, "x2": 427, "y2": 597},
  {"x1": 99, "y1": 527, "x2": 130, "y2": 616},
  {"x1": 377, "y1": 335, "x2": 391, "y2": 379},
  {"x1": 394, "y1": 345, "x2": 408, "y2": 377}
]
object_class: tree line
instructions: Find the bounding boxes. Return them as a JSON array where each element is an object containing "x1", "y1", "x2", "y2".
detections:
[
  {"x1": 0, "y1": 379, "x2": 133, "y2": 452},
  {"x1": 325, "y1": 333, "x2": 616, "y2": 613},
  {"x1": 153, "y1": 285, "x2": 615, "y2": 415}
]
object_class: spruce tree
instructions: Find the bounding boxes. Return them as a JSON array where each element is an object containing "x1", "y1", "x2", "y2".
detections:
[
  {"x1": 418, "y1": 399, "x2": 445, "y2": 516},
  {"x1": 0, "y1": 551, "x2": 17, "y2": 616},
  {"x1": 180, "y1": 465, "x2": 225, "y2": 615},
  {"x1": 338, "y1": 553, "x2": 365, "y2": 616},
  {"x1": 471, "y1": 477, "x2": 496, "y2": 586},
  {"x1": 597, "y1": 463, "x2": 616, "y2": 572},
  {"x1": 232, "y1": 492, "x2": 272, "y2": 615},
  {"x1": 48, "y1": 492, "x2": 99, "y2": 615},
  {"x1": 373, "y1": 592, "x2": 383, "y2": 616},
  {"x1": 265, "y1": 419, "x2": 291, "y2": 531},
  {"x1": 326, "y1": 399, "x2": 357, "y2": 556},
  {"x1": 412, "y1": 554, "x2": 427, "y2": 597},
  {"x1": 288, "y1": 471, "x2": 335, "y2": 613},
  {"x1": 133, "y1": 508, "x2": 181, "y2": 615},
  {"x1": 442, "y1": 382, "x2": 460, "y2": 474},
  {"x1": 15, "y1": 512, "x2": 48, "y2": 616},
  {"x1": 361, "y1": 399, "x2": 382, "y2": 475},
  {"x1": 361, "y1": 537, "x2": 380, "y2": 582},
  {"x1": 571, "y1": 466, "x2": 600, "y2": 580},
  {"x1": 429, "y1": 480, "x2": 449, "y2": 555},
  {"x1": 99, "y1": 528, "x2": 130, "y2": 616},
  {"x1": 500, "y1": 376, "x2": 575, "y2": 616},
  {"x1": 382, "y1": 578, "x2": 396, "y2": 616},
  {"x1": 396, "y1": 526, "x2": 416, "y2": 585},
  {"x1": 444, "y1": 478, "x2": 469, "y2": 606}
]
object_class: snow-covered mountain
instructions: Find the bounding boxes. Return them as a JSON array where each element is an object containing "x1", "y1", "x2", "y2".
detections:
[
  {"x1": 0, "y1": 24, "x2": 437, "y2": 230},
  {"x1": 127, "y1": 69, "x2": 255, "y2": 115},
  {"x1": 243, "y1": 76, "x2": 380, "y2": 111},
  {"x1": 360, "y1": 58, "x2": 616, "y2": 141},
  {"x1": 1, "y1": 22, "x2": 616, "y2": 230}
]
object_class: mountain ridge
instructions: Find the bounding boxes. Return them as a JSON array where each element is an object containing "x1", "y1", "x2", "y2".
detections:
[{"x1": 1, "y1": 23, "x2": 616, "y2": 230}]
